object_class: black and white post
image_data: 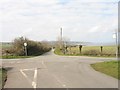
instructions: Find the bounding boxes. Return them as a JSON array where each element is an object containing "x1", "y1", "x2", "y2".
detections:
[
  {"x1": 113, "y1": 32, "x2": 118, "y2": 58},
  {"x1": 24, "y1": 42, "x2": 27, "y2": 56}
]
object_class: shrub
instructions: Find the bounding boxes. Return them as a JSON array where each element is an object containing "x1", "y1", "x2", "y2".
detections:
[
  {"x1": 7, "y1": 37, "x2": 51, "y2": 56},
  {"x1": 82, "y1": 50, "x2": 100, "y2": 56}
]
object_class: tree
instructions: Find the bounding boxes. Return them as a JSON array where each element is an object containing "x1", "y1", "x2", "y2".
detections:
[
  {"x1": 11, "y1": 37, "x2": 51, "y2": 56},
  {"x1": 56, "y1": 36, "x2": 70, "y2": 54}
]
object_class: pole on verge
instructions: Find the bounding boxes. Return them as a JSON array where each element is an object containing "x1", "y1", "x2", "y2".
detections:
[{"x1": 24, "y1": 42, "x2": 27, "y2": 56}]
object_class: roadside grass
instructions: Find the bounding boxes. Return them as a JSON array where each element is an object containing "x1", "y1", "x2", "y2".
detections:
[
  {"x1": 0, "y1": 68, "x2": 7, "y2": 88},
  {"x1": 54, "y1": 48, "x2": 64, "y2": 55},
  {"x1": 91, "y1": 61, "x2": 119, "y2": 79},
  {"x1": 0, "y1": 55, "x2": 33, "y2": 59},
  {"x1": 54, "y1": 46, "x2": 116, "y2": 57},
  {"x1": 70, "y1": 46, "x2": 116, "y2": 56}
]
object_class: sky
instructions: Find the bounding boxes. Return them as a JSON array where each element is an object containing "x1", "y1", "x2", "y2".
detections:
[{"x1": 0, "y1": 0, "x2": 119, "y2": 43}]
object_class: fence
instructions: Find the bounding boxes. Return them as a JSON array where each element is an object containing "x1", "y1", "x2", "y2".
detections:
[{"x1": 63, "y1": 45, "x2": 116, "y2": 57}]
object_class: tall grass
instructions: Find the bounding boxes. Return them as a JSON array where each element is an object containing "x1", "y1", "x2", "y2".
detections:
[{"x1": 55, "y1": 46, "x2": 116, "y2": 57}]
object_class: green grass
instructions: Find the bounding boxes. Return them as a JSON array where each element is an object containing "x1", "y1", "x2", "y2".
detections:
[
  {"x1": 1, "y1": 43, "x2": 13, "y2": 49},
  {"x1": 0, "y1": 55, "x2": 33, "y2": 59},
  {"x1": 71, "y1": 46, "x2": 115, "y2": 55},
  {"x1": 91, "y1": 61, "x2": 119, "y2": 79},
  {"x1": 55, "y1": 46, "x2": 116, "y2": 57},
  {"x1": 54, "y1": 48, "x2": 64, "y2": 55},
  {"x1": 0, "y1": 68, "x2": 7, "y2": 88}
]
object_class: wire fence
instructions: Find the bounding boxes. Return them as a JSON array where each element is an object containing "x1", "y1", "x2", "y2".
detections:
[{"x1": 63, "y1": 45, "x2": 116, "y2": 57}]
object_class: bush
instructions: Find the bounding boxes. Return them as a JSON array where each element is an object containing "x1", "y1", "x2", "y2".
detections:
[
  {"x1": 82, "y1": 50, "x2": 100, "y2": 56},
  {"x1": 7, "y1": 37, "x2": 51, "y2": 56}
]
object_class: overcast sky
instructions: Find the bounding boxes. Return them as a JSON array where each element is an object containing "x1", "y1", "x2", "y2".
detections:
[{"x1": 0, "y1": 0, "x2": 118, "y2": 43}]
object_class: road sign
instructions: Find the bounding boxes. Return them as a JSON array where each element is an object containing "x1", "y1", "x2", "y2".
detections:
[{"x1": 24, "y1": 43, "x2": 27, "y2": 46}]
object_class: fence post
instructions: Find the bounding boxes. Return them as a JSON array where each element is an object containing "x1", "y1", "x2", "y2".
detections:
[
  {"x1": 100, "y1": 46, "x2": 103, "y2": 56},
  {"x1": 69, "y1": 46, "x2": 71, "y2": 55},
  {"x1": 79, "y1": 45, "x2": 83, "y2": 54}
]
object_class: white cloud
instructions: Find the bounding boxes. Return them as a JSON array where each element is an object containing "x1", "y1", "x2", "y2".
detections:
[
  {"x1": 89, "y1": 26, "x2": 100, "y2": 33},
  {"x1": 0, "y1": 0, "x2": 118, "y2": 43}
]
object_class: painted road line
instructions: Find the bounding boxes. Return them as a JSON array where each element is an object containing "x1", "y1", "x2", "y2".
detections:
[
  {"x1": 52, "y1": 74, "x2": 67, "y2": 88},
  {"x1": 20, "y1": 69, "x2": 32, "y2": 84},
  {"x1": 41, "y1": 60, "x2": 47, "y2": 68},
  {"x1": 20, "y1": 68, "x2": 38, "y2": 89},
  {"x1": 41, "y1": 60, "x2": 67, "y2": 88},
  {"x1": 32, "y1": 68, "x2": 38, "y2": 89},
  {"x1": 21, "y1": 68, "x2": 34, "y2": 71}
]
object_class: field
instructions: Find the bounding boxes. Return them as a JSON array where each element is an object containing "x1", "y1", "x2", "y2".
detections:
[
  {"x1": 0, "y1": 42, "x2": 13, "y2": 55},
  {"x1": 0, "y1": 43, "x2": 13, "y2": 49},
  {"x1": 55, "y1": 46, "x2": 116, "y2": 57},
  {"x1": 1, "y1": 42, "x2": 117, "y2": 57},
  {"x1": 91, "y1": 61, "x2": 119, "y2": 79}
]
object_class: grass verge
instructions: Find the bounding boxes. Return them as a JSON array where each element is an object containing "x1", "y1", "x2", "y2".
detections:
[
  {"x1": 54, "y1": 48, "x2": 115, "y2": 58},
  {"x1": 0, "y1": 68, "x2": 7, "y2": 88},
  {"x1": 0, "y1": 55, "x2": 33, "y2": 59},
  {"x1": 91, "y1": 61, "x2": 119, "y2": 79}
]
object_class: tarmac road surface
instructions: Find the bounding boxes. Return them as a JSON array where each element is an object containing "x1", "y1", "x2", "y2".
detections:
[{"x1": 2, "y1": 50, "x2": 118, "y2": 88}]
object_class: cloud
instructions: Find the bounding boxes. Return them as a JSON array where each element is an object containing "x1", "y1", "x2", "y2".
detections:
[
  {"x1": 89, "y1": 26, "x2": 100, "y2": 33},
  {"x1": 0, "y1": 0, "x2": 118, "y2": 43}
]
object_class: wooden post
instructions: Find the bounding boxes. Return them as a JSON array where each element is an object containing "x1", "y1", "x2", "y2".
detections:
[
  {"x1": 79, "y1": 45, "x2": 82, "y2": 54},
  {"x1": 100, "y1": 46, "x2": 103, "y2": 56}
]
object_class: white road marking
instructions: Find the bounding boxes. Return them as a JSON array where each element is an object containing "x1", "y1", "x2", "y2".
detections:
[
  {"x1": 41, "y1": 60, "x2": 67, "y2": 88},
  {"x1": 20, "y1": 68, "x2": 38, "y2": 89},
  {"x1": 20, "y1": 70, "x2": 28, "y2": 78},
  {"x1": 10, "y1": 62, "x2": 14, "y2": 64},
  {"x1": 41, "y1": 60, "x2": 47, "y2": 68},
  {"x1": 20, "y1": 69, "x2": 32, "y2": 84},
  {"x1": 52, "y1": 74, "x2": 67, "y2": 88},
  {"x1": 21, "y1": 68, "x2": 34, "y2": 71},
  {"x1": 32, "y1": 68, "x2": 37, "y2": 89}
]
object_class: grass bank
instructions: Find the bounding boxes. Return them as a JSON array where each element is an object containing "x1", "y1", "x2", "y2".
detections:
[
  {"x1": 54, "y1": 46, "x2": 116, "y2": 57},
  {"x1": 0, "y1": 68, "x2": 7, "y2": 88},
  {"x1": 0, "y1": 55, "x2": 33, "y2": 59},
  {"x1": 91, "y1": 61, "x2": 119, "y2": 79}
]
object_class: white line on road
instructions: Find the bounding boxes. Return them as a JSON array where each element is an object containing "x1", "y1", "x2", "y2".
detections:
[
  {"x1": 20, "y1": 69, "x2": 32, "y2": 84},
  {"x1": 20, "y1": 68, "x2": 38, "y2": 89},
  {"x1": 41, "y1": 60, "x2": 67, "y2": 88},
  {"x1": 41, "y1": 60, "x2": 47, "y2": 68},
  {"x1": 21, "y1": 68, "x2": 34, "y2": 71},
  {"x1": 52, "y1": 74, "x2": 67, "y2": 88},
  {"x1": 32, "y1": 68, "x2": 38, "y2": 89},
  {"x1": 20, "y1": 70, "x2": 28, "y2": 78}
]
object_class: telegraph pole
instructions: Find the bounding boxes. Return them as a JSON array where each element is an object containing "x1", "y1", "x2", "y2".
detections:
[
  {"x1": 113, "y1": 32, "x2": 118, "y2": 59},
  {"x1": 60, "y1": 27, "x2": 63, "y2": 48},
  {"x1": 60, "y1": 28, "x2": 63, "y2": 52},
  {"x1": 60, "y1": 28, "x2": 62, "y2": 42}
]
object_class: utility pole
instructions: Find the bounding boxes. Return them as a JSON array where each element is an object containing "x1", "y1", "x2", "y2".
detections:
[
  {"x1": 24, "y1": 42, "x2": 27, "y2": 56},
  {"x1": 113, "y1": 32, "x2": 118, "y2": 59},
  {"x1": 60, "y1": 28, "x2": 62, "y2": 42},
  {"x1": 60, "y1": 28, "x2": 63, "y2": 49}
]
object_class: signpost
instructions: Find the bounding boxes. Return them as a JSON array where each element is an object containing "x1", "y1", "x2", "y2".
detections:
[
  {"x1": 24, "y1": 42, "x2": 27, "y2": 56},
  {"x1": 113, "y1": 33, "x2": 118, "y2": 58}
]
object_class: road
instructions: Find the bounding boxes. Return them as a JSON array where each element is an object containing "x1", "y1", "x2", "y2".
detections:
[{"x1": 2, "y1": 50, "x2": 118, "y2": 88}]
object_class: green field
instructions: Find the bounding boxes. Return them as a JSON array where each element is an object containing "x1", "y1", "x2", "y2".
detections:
[
  {"x1": 1, "y1": 43, "x2": 13, "y2": 49},
  {"x1": 91, "y1": 61, "x2": 119, "y2": 79},
  {"x1": 55, "y1": 46, "x2": 116, "y2": 57}
]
